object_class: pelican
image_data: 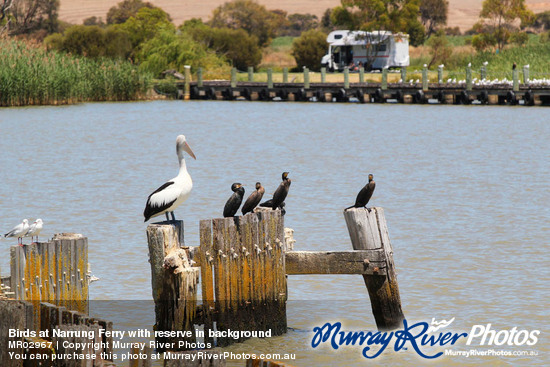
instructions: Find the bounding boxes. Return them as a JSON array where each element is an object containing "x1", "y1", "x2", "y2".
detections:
[
  {"x1": 346, "y1": 174, "x2": 376, "y2": 210},
  {"x1": 144, "y1": 135, "x2": 196, "y2": 222},
  {"x1": 242, "y1": 182, "x2": 265, "y2": 215},
  {"x1": 26, "y1": 219, "x2": 43, "y2": 243},
  {"x1": 4, "y1": 219, "x2": 29, "y2": 245}
]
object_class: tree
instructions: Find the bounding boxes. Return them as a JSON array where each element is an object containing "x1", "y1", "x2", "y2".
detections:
[
  {"x1": 6, "y1": 0, "x2": 59, "y2": 34},
  {"x1": 321, "y1": 8, "x2": 335, "y2": 32},
  {"x1": 291, "y1": 29, "x2": 327, "y2": 71},
  {"x1": 427, "y1": 30, "x2": 452, "y2": 67},
  {"x1": 209, "y1": 0, "x2": 278, "y2": 47},
  {"x1": 83, "y1": 16, "x2": 105, "y2": 26},
  {"x1": 181, "y1": 20, "x2": 262, "y2": 69},
  {"x1": 420, "y1": 0, "x2": 448, "y2": 38},
  {"x1": 477, "y1": 0, "x2": 534, "y2": 51},
  {"x1": 106, "y1": 0, "x2": 168, "y2": 25},
  {"x1": 137, "y1": 28, "x2": 229, "y2": 77},
  {"x1": 116, "y1": 6, "x2": 173, "y2": 51},
  {"x1": 533, "y1": 10, "x2": 550, "y2": 30},
  {"x1": 331, "y1": 0, "x2": 425, "y2": 46}
]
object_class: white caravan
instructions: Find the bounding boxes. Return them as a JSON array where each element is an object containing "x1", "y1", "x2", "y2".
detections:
[{"x1": 321, "y1": 30, "x2": 410, "y2": 71}]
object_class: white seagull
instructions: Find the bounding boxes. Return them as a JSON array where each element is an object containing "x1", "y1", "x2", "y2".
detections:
[
  {"x1": 26, "y1": 219, "x2": 43, "y2": 243},
  {"x1": 4, "y1": 219, "x2": 29, "y2": 245},
  {"x1": 144, "y1": 135, "x2": 196, "y2": 222}
]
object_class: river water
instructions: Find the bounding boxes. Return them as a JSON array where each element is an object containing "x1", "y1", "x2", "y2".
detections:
[{"x1": 0, "y1": 101, "x2": 548, "y2": 366}]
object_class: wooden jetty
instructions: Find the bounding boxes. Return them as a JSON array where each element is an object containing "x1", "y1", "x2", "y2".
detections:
[
  {"x1": 146, "y1": 204, "x2": 404, "y2": 362},
  {"x1": 177, "y1": 65, "x2": 550, "y2": 106}
]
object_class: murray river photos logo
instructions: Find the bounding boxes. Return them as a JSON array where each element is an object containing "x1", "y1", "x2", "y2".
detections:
[{"x1": 311, "y1": 318, "x2": 540, "y2": 359}]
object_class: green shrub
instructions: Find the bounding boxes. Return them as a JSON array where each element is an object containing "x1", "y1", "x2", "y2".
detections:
[{"x1": 291, "y1": 29, "x2": 327, "y2": 71}]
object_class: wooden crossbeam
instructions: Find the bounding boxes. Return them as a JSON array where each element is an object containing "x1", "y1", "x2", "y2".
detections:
[{"x1": 285, "y1": 250, "x2": 386, "y2": 276}]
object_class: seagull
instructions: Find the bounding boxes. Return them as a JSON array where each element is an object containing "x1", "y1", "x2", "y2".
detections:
[
  {"x1": 483, "y1": 61, "x2": 488, "y2": 66},
  {"x1": 4, "y1": 219, "x2": 29, "y2": 245},
  {"x1": 26, "y1": 219, "x2": 43, "y2": 243},
  {"x1": 468, "y1": 62, "x2": 472, "y2": 67},
  {"x1": 144, "y1": 135, "x2": 196, "y2": 222}
]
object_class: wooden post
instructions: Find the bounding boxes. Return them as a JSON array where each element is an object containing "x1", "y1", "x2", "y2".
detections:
[
  {"x1": 359, "y1": 67, "x2": 365, "y2": 83},
  {"x1": 147, "y1": 221, "x2": 199, "y2": 351},
  {"x1": 466, "y1": 65, "x2": 472, "y2": 91},
  {"x1": 199, "y1": 211, "x2": 286, "y2": 348},
  {"x1": 303, "y1": 67, "x2": 310, "y2": 89},
  {"x1": 513, "y1": 69, "x2": 519, "y2": 92},
  {"x1": 422, "y1": 66, "x2": 428, "y2": 91},
  {"x1": 480, "y1": 66, "x2": 486, "y2": 80},
  {"x1": 283, "y1": 68, "x2": 288, "y2": 83},
  {"x1": 184, "y1": 65, "x2": 191, "y2": 100},
  {"x1": 343, "y1": 207, "x2": 404, "y2": 330},
  {"x1": 267, "y1": 68, "x2": 273, "y2": 89},
  {"x1": 382, "y1": 68, "x2": 388, "y2": 90},
  {"x1": 400, "y1": 67, "x2": 406, "y2": 83},
  {"x1": 231, "y1": 68, "x2": 237, "y2": 88},
  {"x1": 344, "y1": 67, "x2": 349, "y2": 89},
  {"x1": 9, "y1": 234, "x2": 88, "y2": 314},
  {"x1": 197, "y1": 67, "x2": 203, "y2": 88},
  {"x1": 321, "y1": 67, "x2": 326, "y2": 83},
  {"x1": 523, "y1": 65, "x2": 529, "y2": 84},
  {"x1": 248, "y1": 66, "x2": 254, "y2": 82},
  {"x1": 438, "y1": 65, "x2": 443, "y2": 84}
]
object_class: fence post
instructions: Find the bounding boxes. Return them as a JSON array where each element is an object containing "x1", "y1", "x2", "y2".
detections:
[
  {"x1": 382, "y1": 68, "x2": 388, "y2": 90},
  {"x1": 400, "y1": 67, "x2": 406, "y2": 83},
  {"x1": 480, "y1": 65, "x2": 486, "y2": 80},
  {"x1": 344, "y1": 67, "x2": 349, "y2": 89},
  {"x1": 359, "y1": 67, "x2": 365, "y2": 83},
  {"x1": 197, "y1": 67, "x2": 203, "y2": 88},
  {"x1": 513, "y1": 69, "x2": 519, "y2": 92},
  {"x1": 248, "y1": 66, "x2": 254, "y2": 82},
  {"x1": 283, "y1": 68, "x2": 288, "y2": 84},
  {"x1": 523, "y1": 65, "x2": 529, "y2": 84},
  {"x1": 422, "y1": 66, "x2": 428, "y2": 91},
  {"x1": 321, "y1": 67, "x2": 326, "y2": 83},
  {"x1": 184, "y1": 65, "x2": 191, "y2": 100},
  {"x1": 466, "y1": 65, "x2": 472, "y2": 91},
  {"x1": 267, "y1": 68, "x2": 273, "y2": 89},
  {"x1": 231, "y1": 68, "x2": 237, "y2": 88},
  {"x1": 438, "y1": 65, "x2": 443, "y2": 84},
  {"x1": 304, "y1": 67, "x2": 310, "y2": 89}
]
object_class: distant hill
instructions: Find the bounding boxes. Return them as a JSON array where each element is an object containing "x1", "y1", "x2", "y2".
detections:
[{"x1": 59, "y1": 0, "x2": 550, "y2": 32}]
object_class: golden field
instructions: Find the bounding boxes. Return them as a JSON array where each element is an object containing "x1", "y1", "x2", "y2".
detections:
[{"x1": 59, "y1": 0, "x2": 550, "y2": 32}]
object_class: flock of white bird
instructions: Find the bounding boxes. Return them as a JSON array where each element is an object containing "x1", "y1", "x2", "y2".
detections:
[{"x1": 4, "y1": 218, "x2": 43, "y2": 245}]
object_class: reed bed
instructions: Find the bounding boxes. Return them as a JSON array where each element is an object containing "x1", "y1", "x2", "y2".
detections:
[{"x1": 0, "y1": 39, "x2": 152, "y2": 107}]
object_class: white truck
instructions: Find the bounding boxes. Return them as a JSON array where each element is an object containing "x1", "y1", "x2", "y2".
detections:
[{"x1": 321, "y1": 30, "x2": 410, "y2": 72}]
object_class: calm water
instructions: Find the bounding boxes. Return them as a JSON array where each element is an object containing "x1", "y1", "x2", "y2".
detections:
[{"x1": 0, "y1": 101, "x2": 548, "y2": 366}]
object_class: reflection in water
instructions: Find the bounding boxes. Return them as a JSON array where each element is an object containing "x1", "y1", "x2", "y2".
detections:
[{"x1": 1, "y1": 101, "x2": 548, "y2": 366}]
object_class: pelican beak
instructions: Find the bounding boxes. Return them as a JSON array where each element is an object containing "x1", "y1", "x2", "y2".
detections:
[{"x1": 183, "y1": 141, "x2": 196, "y2": 160}]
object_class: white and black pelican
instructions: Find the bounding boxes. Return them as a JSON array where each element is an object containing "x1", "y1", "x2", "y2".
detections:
[
  {"x1": 144, "y1": 135, "x2": 196, "y2": 222},
  {"x1": 26, "y1": 218, "x2": 43, "y2": 243},
  {"x1": 4, "y1": 219, "x2": 29, "y2": 245}
]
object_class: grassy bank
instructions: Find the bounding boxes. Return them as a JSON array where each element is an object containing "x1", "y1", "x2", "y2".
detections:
[{"x1": 0, "y1": 39, "x2": 152, "y2": 107}]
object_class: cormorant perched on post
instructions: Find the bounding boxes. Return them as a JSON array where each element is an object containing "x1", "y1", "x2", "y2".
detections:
[
  {"x1": 513, "y1": 62, "x2": 517, "y2": 70},
  {"x1": 346, "y1": 174, "x2": 376, "y2": 210},
  {"x1": 223, "y1": 183, "x2": 245, "y2": 217},
  {"x1": 271, "y1": 172, "x2": 291, "y2": 210},
  {"x1": 242, "y1": 182, "x2": 265, "y2": 215}
]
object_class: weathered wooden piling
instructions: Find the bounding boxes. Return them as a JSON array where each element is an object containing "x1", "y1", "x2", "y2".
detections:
[
  {"x1": 359, "y1": 67, "x2": 365, "y2": 83},
  {"x1": 344, "y1": 67, "x2": 350, "y2": 89},
  {"x1": 197, "y1": 68, "x2": 203, "y2": 88},
  {"x1": 466, "y1": 65, "x2": 472, "y2": 91},
  {"x1": 400, "y1": 67, "x2": 406, "y2": 83},
  {"x1": 343, "y1": 207, "x2": 404, "y2": 330},
  {"x1": 321, "y1": 67, "x2": 326, "y2": 83},
  {"x1": 147, "y1": 221, "x2": 200, "y2": 351},
  {"x1": 248, "y1": 67, "x2": 254, "y2": 82},
  {"x1": 438, "y1": 65, "x2": 443, "y2": 84},
  {"x1": 268, "y1": 68, "x2": 274, "y2": 89},
  {"x1": 422, "y1": 66, "x2": 428, "y2": 91},
  {"x1": 382, "y1": 68, "x2": 388, "y2": 90},
  {"x1": 283, "y1": 68, "x2": 288, "y2": 83},
  {"x1": 199, "y1": 210, "x2": 287, "y2": 347},
  {"x1": 184, "y1": 66, "x2": 191, "y2": 100},
  {"x1": 303, "y1": 67, "x2": 310, "y2": 89},
  {"x1": 9, "y1": 233, "x2": 88, "y2": 314}
]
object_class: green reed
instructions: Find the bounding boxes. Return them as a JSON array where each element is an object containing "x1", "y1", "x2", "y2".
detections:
[{"x1": 0, "y1": 39, "x2": 152, "y2": 107}]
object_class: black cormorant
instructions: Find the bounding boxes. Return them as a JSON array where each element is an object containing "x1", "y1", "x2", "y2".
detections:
[
  {"x1": 346, "y1": 174, "x2": 375, "y2": 210},
  {"x1": 242, "y1": 182, "x2": 265, "y2": 215},
  {"x1": 223, "y1": 183, "x2": 245, "y2": 217},
  {"x1": 271, "y1": 172, "x2": 291, "y2": 210}
]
